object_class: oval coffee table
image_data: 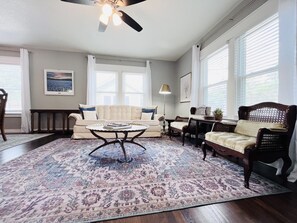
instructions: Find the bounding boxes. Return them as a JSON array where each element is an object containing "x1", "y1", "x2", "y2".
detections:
[{"x1": 86, "y1": 124, "x2": 148, "y2": 163}]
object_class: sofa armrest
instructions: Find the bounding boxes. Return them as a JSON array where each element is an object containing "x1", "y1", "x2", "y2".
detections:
[
  {"x1": 254, "y1": 128, "x2": 289, "y2": 151},
  {"x1": 68, "y1": 113, "x2": 82, "y2": 122},
  {"x1": 154, "y1": 114, "x2": 163, "y2": 121}
]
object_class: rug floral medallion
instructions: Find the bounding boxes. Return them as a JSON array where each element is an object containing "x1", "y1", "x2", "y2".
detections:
[{"x1": 0, "y1": 137, "x2": 289, "y2": 222}]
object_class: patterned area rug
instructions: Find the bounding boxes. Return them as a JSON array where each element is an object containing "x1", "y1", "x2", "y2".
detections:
[
  {"x1": 0, "y1": 137, "x2": 290, "y2": 222},
  {"x1": 0, "y1": 134, "x2": 53, "y2": 152}
]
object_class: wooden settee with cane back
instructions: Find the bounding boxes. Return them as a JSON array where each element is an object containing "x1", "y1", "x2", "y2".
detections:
[{"x1": 201, "y1": 102, "x2": 297, "y2": 188}]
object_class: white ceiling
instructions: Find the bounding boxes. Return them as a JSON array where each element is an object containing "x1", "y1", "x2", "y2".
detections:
[{"x1": 0, "y1": 0, "x2": 243, "y2": 61}]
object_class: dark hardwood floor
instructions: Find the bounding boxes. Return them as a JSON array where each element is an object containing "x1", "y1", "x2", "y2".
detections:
[{"x1": 1, "y1": 134, "x2": 297, "y2": 223}]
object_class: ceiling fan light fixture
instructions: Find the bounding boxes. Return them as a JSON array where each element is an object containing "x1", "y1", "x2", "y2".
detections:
[
  {"x1": 62, "y1": 0, "x2": 145, "y2": 32},
  {"x1": 112, "y1": 13, "x2": 122, "y2": 26},
  {"x1": 102, "y1": 3, "x2": 113, "y2": 17},
  {"x1": 99, "y1": 14, "x2": 109, "y2": 25}
]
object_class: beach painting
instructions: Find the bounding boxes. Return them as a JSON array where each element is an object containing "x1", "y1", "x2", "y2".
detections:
[{"x1": 44, "y1": 69, "x2": 74, "y2": 95}]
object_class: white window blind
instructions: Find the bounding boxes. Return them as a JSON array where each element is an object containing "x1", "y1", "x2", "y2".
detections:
[
  {"x1": 236, "y1": 14, "x2": 279, "y2": 106},
  {"x1": 0, "y1": 56, "x2": 22, "y2": 113},
  {"x1": 203, "y1": 45, "x2": 229, "y2": 114}
]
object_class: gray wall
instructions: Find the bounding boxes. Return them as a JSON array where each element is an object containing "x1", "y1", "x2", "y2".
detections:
[
  {"x1": 172, "y1": 0, "x2": 268, "y2": 117},
  {"x1": 30, "y1": 50, "x2": 87, "y2": 109},
  {"x1": 174, "y1": 48, "x2": 192, "y2": 117},
  {"x1": 150, "y1": 59, "x2": 176, "y2": 119},
  {"x1": 3, "y1": 49, "x2": 176, "y2": 131}
]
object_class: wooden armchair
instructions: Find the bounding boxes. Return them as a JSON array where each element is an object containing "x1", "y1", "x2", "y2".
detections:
[
  {"x1": 202, "y1": 102, "x2": 297, "y2": 188},
  {"x1": 168, "y1": 107, "x2": 209, "y2": 146},
  {"x1": 0, "y1": 89, "x2": 8, "y2": 141}
]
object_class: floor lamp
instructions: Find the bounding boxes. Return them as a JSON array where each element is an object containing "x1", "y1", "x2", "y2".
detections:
[{"x1": 159, "y1": 84, "x2": 171, "y2": 133}]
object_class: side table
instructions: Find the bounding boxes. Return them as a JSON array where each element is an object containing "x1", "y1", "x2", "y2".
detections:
[{"x1": 165, "y1": 118, "x2": 176, "y2": 137}]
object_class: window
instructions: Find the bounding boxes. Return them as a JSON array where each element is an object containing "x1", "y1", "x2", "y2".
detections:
[
  {"x1": 96, "y1": 71, "x2": 118, "y2": 105},
  {"x1": 0, "y1": 56, "x2": 22, "y2": 113},
  {"x1": 202, "y1": 45, "x2": 229, "y2": 114},
  {"x1": 122, "y1": 72, "x2": 144, "y2": 106},
  {"x1": 95, "y1": 64, "x2": 146, "y2": 106},
  {"x1": 236, "y1": 14, "x2": 279, "y2": 106}
]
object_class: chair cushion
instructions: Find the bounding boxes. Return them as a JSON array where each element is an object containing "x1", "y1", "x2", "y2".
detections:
[
  {"x1": 234, "y1": 120, "x2": 283, "y2": 137},
  {"x1": 171, "y1": 121, "x2": 188, "y2": 131},
  {"x1": 205, "y1": 132, "x2": 256, "y2": 154}
]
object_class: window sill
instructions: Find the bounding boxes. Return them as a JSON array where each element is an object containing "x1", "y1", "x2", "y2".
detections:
[{"x1": 5, "y1": 113, "x2": 21, "y2": 118}]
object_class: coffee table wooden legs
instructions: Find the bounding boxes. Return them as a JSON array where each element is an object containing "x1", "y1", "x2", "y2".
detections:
[
  {"x1": 124, "y1": 129, "x2": 146, "y2": 150},
  {"x1": 88, "y1": 129, "x2": 146, "y2": 163},
  {"x1": 117, "y1": 132, "x2": 132, "y2": 163}
]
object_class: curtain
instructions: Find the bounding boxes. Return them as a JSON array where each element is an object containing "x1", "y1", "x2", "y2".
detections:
[
  {"x1": 20, "y1": 48, "x2": 31, "y2": 133},
  {"x1": 86, "y1": 55, "x2": 96, "y2": 105},
  {"x1": 190, "y1": 45, "x2": 201, "y2": 107},
  {"x1": 144, "y1": 60, "x2": 152, "y2": 106},
  {"x1": 278, "y1": 0, "x2": 297, "y2": 182}
]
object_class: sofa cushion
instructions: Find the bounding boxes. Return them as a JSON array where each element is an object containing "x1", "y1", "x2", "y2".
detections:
[
  {"x1": 131, "y1": 119, "x2": 159, "y2": 126},
  {"x1": 206, "y1": 132, "x2": 256, "y2": 154},
  {"x1": 75, "y1": 119, "x2": 159, "y2": 127},
  {"x1": 234, "y1": 120, "x2": 283, "y2": 137},
  {"x1": 76, "y1": 119, "x2": 103, "y2": 126},
  {"x1": 95, "y1": 105, "x2": 142, "y2": 120}
]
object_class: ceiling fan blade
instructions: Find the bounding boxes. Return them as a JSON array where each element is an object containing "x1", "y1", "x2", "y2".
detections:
[
  {"x1": 98, "y1": 21, "x2": 108, "y2": 32},
  {"x1": 60, "y1": 0, "x2": 96, "y2": 6},
  {"x1": 119, "y1": 10, "x2": 143, "y2": 32},
  {"x1": 117, "y1": 0, "x2": 146, "y2": 7}
]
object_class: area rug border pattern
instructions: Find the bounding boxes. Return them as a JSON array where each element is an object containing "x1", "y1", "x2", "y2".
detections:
[{"x1": 89, "y1": 190, "x2": 291, "y2": 223}]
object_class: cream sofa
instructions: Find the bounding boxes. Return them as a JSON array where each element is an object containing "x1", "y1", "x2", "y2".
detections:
[{"x1": 69, "y1": 105, "x2": 162, "y2": 139}]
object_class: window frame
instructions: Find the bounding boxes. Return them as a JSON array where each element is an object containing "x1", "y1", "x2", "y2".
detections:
[
  {"x1": 202, "y1": 45, "x2": 229, "y2": 115},
  {"x1": 95, "y1": 64, "x2": 146, "y2": 106},
  {"x1": 122, "y1": 71, "x2": 145, "y2": 106},
  {"x1": 200, "y1": 12, "x2": 279, "y2": 119},
  {"x1": 235, "y1": 14, "x2": 279, "y2": 108},
  {"x1": 0, "y1": 56, "x2": 22, "y2": 115}
]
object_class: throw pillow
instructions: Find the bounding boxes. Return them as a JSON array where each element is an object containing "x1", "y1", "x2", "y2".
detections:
[
  {"x1": 79, "y1": 104, "x2": 96, "y2": 119},
  {"x1": 142, "y1": 106, "x2": 157, "y2": 120},
  {"x1": 83, "y1": 110, "x2": 97, "y2": 120},
  {"x1": 141, "y1": 112, "x2": 153, "y2": 120}
]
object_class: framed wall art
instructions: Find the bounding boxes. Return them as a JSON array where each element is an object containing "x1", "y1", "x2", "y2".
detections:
[
  {"x1": 180, "y1": 72, "x2": 191, "y2": 103},
  {"x1": 44, "y1": 69, "x2": 74, "y2": 95}
]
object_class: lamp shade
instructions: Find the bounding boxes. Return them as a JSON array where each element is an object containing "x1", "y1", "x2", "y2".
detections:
[{"x1": 159, "y1": 84, "x2": 171, "y2": 94}]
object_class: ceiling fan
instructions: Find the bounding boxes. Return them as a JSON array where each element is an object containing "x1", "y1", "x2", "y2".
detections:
[{"x1": 61, "y1": 0, "x2": 146, "y2": 32}]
